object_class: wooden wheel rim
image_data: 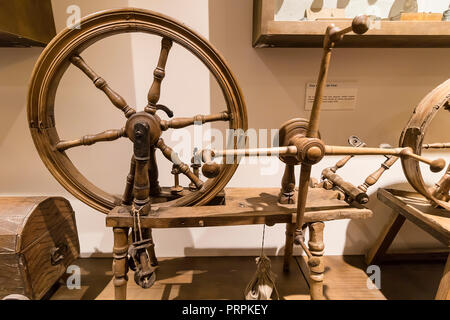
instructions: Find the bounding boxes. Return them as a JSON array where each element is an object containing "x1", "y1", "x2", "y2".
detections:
[
  {"x1": 28, "y1": 8, "x2": 247, "y2": 214},
  {"x1": 400, "y1": 79, "x2": 450, "y2": 210}
]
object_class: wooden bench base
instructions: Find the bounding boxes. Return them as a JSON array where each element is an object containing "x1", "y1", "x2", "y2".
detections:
[
  {"x1": 366, "y1": 188, "x2": 450, "y2": 300},
  {"x1": 106, "y1": 187, "x2": 372, "y2": 300}
]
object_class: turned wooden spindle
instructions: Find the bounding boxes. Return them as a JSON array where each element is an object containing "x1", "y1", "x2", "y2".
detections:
[
  {"x1": 69, "y1": 55, "x2": 135, "y2": 118},
  {"x1": 330, "y1": 137, "x2": 366, "y2": 173},
  {"x1": 294, "y1": 164, "x2": 313, "y2": 244},
  {"x1": 133, "y1": 122, "x2": 151, "y2": 215},
  {"x1": 308, "y1": 222, "x2": 325, "y2": 300},
  {"x1": 148, "y1": 147, "x2": 161, "y2": 196},
  {"x1": 122, "y1": 156, "x2": 136, "y2": 205},
  {"x1": 156, "y1": 138, "x2": 204, "y2": 189},
  {"x1": 322, "y1": 168, "x2": 369, "y2": 204},
  {"x1": 331, "y1": 155, "x2": 353, "y2": 173},
  {"x1": 170, "y1": 165, "x2": 184, "y2": 195},
  {"x1": 160, "y1": 111, "x2": 230, "y2": 130},
  {"x1": 56, "y1": 128, "x2": 126, "y2": 151},
  {"x1": 422, "y1": 142, "x2": 450, "y2": 149},
  {"x1": 283, "y1": 222, "x2": 295, "y2": 272},
  {"x1": 190, "y1": 152, "x2": 201, "y2": 191},
  {"x1": 145, "y1": 38, "x2": 173, "y2": 114},
  {"x1": 279, "y1": 164, "x2": 296, "y2": 204},
  {"x1": 359, "y1": 156, "x2": 399, "y2": 193}
]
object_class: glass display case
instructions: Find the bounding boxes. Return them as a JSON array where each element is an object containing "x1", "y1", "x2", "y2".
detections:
[{"x1": 253, "y1": 0, "x2": 450, "y2": 47}]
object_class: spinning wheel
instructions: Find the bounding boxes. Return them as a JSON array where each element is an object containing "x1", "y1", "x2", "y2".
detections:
[
  {"x1": 198, "y1": 15, "x2": 449, "y2": 247},
  {"x1": 27, "y1": 8, "x2": 448, "y2": 299},
  {"x1": 400, "y1": 79, "x2": 450, "y2": 210},
  {"x1": 27, "y1": 8, "x2": 247, "y2": 214}
]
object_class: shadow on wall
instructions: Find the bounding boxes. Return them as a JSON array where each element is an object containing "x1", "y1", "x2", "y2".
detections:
[{"x1": 0, "y1": 48, "x2": 43, "y2": 145}]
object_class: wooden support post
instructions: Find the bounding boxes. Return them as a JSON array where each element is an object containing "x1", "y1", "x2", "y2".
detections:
[
  {"x1": 142, "y1": 228, "x2": 158, "y2": 267},
  {"x1": 436, "y1": 253, "x2": 450, "y2": 300},
  {"x1": 308, "y1": 221, "x2": 325, "y2": 300},
  {"x1": 283, "y1": 222, "x2": 295, "y2": 272},
  {"x1": 365, "y1": 213, "x2": 406, "y2": 265},
  {"x1": 113, "y1": 227, "x2": 129, "y2": 300},
  {"x1": 279, "y1": 164, "x2": 296, "y2": 204}
]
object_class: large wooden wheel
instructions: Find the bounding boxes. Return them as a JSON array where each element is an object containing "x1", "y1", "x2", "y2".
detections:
[
  {"x1": 28, "y1": 8, "x2": 247, "y2": 214},
  {"x1": 400, "y1": 79, "x2": 450, "y2": 210}
]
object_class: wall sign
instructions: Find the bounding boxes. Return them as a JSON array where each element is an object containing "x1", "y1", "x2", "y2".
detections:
[{"x1": 305, "y1": 81, "x2": 358, "y2": 111}]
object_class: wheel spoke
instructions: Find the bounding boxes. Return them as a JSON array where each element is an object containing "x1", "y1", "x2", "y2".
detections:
[
  {"x1": 55, "y1": 128, "x2": 125, "y2": 151},
  {"x1": 145, "y1": 38, "x2": 173, "y2": 114},
  {"x1": 156, "y1": 138, "x2": 204, "y2": 189},
  {"x1": 70, "y1": 55, "x2": 136, "y2": 118},
  {"x1": 160, "y1": 111, "x2": 230, "y2": 130}
]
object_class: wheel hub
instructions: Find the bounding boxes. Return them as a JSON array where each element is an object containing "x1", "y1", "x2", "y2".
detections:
[{"x1": 125, "y1": 111, "x2": 162, "y2": 146}]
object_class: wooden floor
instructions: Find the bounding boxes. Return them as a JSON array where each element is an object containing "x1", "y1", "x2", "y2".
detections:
[{"x1": 50, "y1": 256, "x2": 445, "y2": 300}]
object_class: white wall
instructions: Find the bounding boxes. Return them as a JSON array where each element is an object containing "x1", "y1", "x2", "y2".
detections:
[{"x1": 0, "y1": 0, "x2": 448, "y2": 257}]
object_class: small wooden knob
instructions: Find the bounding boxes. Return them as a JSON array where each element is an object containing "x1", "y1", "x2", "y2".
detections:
[
  {"x1": 352, "y1": 15, "x2": 370, "y2": 35},
  {"x1": 294, "y1": 234, "x2": 303, "y2": 246},
  {"x1": 430, "y1": 158, "x2": 446, "y2": 173},
  {"x1": 306, "y1": 146, "x2": 323, "y2": 163},
  {"x1": 202, "y1": 162, "x2": 221, "y2": 178},
  {"x1": 308, "y1": 257, "x2": 321, "y2": 268}
]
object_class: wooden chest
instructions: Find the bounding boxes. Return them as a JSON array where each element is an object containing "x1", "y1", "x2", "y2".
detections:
[{"x1": 0, "y1": 197, "x2": 80, "y2": 299}]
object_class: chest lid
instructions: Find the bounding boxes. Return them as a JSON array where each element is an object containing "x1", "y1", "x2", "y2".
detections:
[{"x1": 0, "y1": 197, "x2": 74, "y2": 254}]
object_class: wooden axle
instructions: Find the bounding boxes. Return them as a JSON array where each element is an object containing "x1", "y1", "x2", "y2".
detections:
[
  {"x1": 199, "y1": 144, "x2": 446, "y2": 174},
  {"x1": 324, "y1": 146, "x2": 445, "y2": 173},
  {"x1": 422, "y1": 143, "x2": 450, "y2": 149}
]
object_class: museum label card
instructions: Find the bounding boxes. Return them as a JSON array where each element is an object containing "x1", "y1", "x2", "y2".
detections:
[{"x1": 305, "y1": 82, "x2": 358, "y2": 111}]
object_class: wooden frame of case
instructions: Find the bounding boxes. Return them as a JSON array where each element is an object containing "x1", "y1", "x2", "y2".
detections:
[{"x1": 253, "y1": 0, "x2": 450, "y2": 48}]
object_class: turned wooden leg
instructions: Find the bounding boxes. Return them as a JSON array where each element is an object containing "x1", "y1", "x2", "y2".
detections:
[
  {"x1": 149, "y1": 146, "x2": 162, "y2": 196},
  {"x1": 283, "y1": 222, "x2": 295, "y2": 272},
  {"x1": 365, "y1": 213, "x2": 405, "y2": 265},
  {"x1": 436, "y1": 253, "x2": 450, "y2": 300},
  {"x1": 308, "y1": 221, "x2": 325, "y2": 300},
  {"x1": 113, "y1": 227, "x2": 129, "y2": 300},
  {"x1": 279, "y1": 164, "x2": 296, "y2": 204}
]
